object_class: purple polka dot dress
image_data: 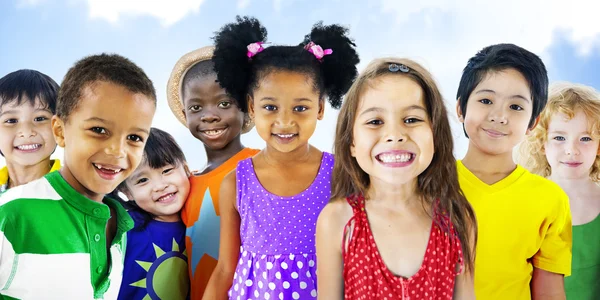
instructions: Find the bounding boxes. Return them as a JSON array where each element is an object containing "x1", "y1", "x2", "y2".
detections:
[{"x1": 228, "y1": 152, "x2": 333, "y2": 300}]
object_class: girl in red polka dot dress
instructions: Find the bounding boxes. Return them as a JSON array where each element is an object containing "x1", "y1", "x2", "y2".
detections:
[{"x1": 316, "y1": 58, "x2": 478, "y2": 300}]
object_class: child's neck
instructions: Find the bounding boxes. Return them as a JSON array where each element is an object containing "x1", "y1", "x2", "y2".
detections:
[
  {"x1": 366, "y1": 177, "x2": 421, "y2": 211},
  {"x1": 201, "y1": 137, "x2": 244, "y2": 174},
  {"x1": 462, "y1": 143, "x2": 516, "y2": 185},
  {"x1": 6, "y1": 159, "x2": 53, "y2": 189},
  {"x1": 262, "y1": 143, "x2": 313, "y2": 167},
  {"x1": 59, "y1": 167, "x2": 104, "y2": 203},
  {"x1": 154, "y1": 214, "x2": 181, "y2": 223},
  {"x1": 548, "y1": 174, "x2": 600, "y2": 225}
]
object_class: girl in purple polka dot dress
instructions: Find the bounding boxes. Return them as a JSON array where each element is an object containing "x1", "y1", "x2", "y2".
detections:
[{"x1": 202, "y1": 16, "x2": 359, "y2": 300}]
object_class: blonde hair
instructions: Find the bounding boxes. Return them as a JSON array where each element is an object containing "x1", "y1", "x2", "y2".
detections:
[
  {"x1": 519, "y1": 82, "x2": 600, "y2": 181},
  {"x1": 332, "y1": 58, "x2": 477, "y2": 273}
]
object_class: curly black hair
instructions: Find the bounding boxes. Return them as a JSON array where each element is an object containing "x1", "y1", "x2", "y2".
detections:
[
  {"x1": 57, "y1": 53, "x2": 156, "y2": 121},
  {"x1": 212, "y1": 16, "x2": 359, "y2": 112}
]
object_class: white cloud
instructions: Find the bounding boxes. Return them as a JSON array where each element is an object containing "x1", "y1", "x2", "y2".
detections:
[
  {"x1": 238, "y1": 0, "x2": 251, "y2": 10},
  {"x1": 85, "y1": 0, "x2": 206, "y2": 27}
]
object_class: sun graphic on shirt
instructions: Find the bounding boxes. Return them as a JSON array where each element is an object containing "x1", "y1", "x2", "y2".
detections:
[{"x1": 130, "y1": 238, "x2": 189, "y2": 300}]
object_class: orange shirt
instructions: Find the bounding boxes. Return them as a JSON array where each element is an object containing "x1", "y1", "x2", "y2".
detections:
[{"x1": 182, "y1": 148, "x2": 259, "y2": 299}]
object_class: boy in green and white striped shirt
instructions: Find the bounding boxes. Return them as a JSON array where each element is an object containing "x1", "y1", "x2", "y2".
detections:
[{"x1": 0, "y1": 54, "x2": 157, "y2": 300}]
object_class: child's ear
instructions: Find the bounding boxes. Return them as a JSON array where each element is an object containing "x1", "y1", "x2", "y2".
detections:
[
  {"x1": 51, "y1": 116, "x2": 66, "y2": 148},
  {"x1": 456, "y1": 99, "x2": 464, "y2": 123},
  {"x1": 350, "y1": 141, "x2": 356, "y2": 157},
  {"x1": 317, "y1": 98, "x2": 325, "y2": 120},
  {"x1": 247, "y1": 94, "x2": 255, "y2": 119},
  {"x1": 526, "y1": 116, "x2": 541, "y2": 135}
]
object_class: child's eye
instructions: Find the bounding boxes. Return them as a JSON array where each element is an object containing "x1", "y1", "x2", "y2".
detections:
[
  {"x1": 510, "y1": 104, "x2": 523, "y2": 111},
  {"x1": 135, "y1": 178, "x2": 148, "y2": 185},
  {"x1": 189, "y1": 105, "x2": 201, "y2": 112},
  {"x1": 163, "y1": 167, "x2": 174, "y2": 174},
  {"x1": 294, "y1": 106, "x2": 308, "y2": 112},
  {"x1": 128, "y1": 135, "x2": 143, "y2": 143},
  {"x1": 34, "y1": 116, "x2": 48, "y2": 122},
  {"x1": 553, "y1": 136, "x2": 565, "y2": 141},
  {"x1": 263, "y1": 105, "x2": 277, "y2": 111},
  {"x1": 581, "y1": 137, "x2": 593, "y2": 142},
  {"x1": 366, "y1": 119, "x2": 383, "y2": 125},
  {"x1": 404, "y1": 118, "x2": 423, "y2": 124},
  {"x1": 479, "y1": 99, "x2": 492, "y2": 105},
  {"x1": 218, "y1": 101, "x2": 231, "y2": 109},
  {"x1": 4, "y1": 118, "x2": 17, "y2": 124},
  {"x1": 91, "y1": 127, "x2": 107, "y2": 134}
]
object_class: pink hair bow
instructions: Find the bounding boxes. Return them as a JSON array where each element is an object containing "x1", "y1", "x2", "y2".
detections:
[
  {"x1": 247, "y1": 42, "x2": 265, "y2": 59},
  {"x1": 304, "y1": 41, "x2": 333, "y2": 61}
]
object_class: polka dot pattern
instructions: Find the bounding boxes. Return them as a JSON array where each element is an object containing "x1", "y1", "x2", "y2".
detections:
[
  {"x1": 228, "y1": 153, "x2": 334, "y2": 299},
  {"x1": 342, "y1": 195, "x2": 464, "y2": 300}
]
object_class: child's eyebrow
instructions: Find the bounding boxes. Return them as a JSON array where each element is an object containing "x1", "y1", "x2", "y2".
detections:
[
  {"x1": 0, "y1": 110, "x2": 17, "y2": 117},
  {"x1": 475, "y1": 89, "x2": 530, "y2": 102},
  {"x1": 84, "y1": 117, "x2": 149, "y2": 134}
]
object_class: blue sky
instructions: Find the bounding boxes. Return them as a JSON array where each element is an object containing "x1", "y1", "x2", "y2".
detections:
[{"x1": 1, "y1": 0, "x2": 600, "y2": 169}]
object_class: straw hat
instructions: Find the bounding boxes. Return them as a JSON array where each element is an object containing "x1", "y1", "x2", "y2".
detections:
[{"x1": 166, "y1": 46, "x2": 253, "y2": 133}]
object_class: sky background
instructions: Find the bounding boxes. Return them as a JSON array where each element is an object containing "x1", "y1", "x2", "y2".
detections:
[{"x1": 1, "y1": 0, "x2": 600, "y2": 170}]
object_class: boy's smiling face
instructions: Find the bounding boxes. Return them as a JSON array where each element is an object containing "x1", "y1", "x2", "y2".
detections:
[
  {"x1": 182, "y1": 73, "x2": 244, "y2": 150},
  {"x1": 52, "y1": 81, "x2": 156, "y2": 201},
  {"x1": 458, "y1": 68, "x2": 535, "y2": 156},
  {"x1": 0, "y1": 98, "x2": 56, "y2": 167}
]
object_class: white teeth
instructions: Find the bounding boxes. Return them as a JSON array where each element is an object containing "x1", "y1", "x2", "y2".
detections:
[
  {"x1": 17, "y1": 144, "x2": 41, "y2": 150},
  {"x1": 276, "y1": 134, "x2": 295, "y2": 138},
  {"x1": 379, "y1": 153, "x2": 413, "y2": 163},
  {"x1": 157, "y1": 193, "x2": 175, "y2": 202},
  {"x1": 94, "y1": 164, "x2": 122, "y2": 173},
  {"x1": 203, "y1": 129, "x2": 224, "y2": 136}
]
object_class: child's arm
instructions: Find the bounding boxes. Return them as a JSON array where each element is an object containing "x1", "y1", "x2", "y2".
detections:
[
  {"x1": 530, "y1": 188, "x2": 571, "y2": 300},
  {"x1": 531, "y1": 268, "x2": 565, "y2": 299},
  {"x1": 316, "y1": 201, "x2": 347, "y2": 300},
  {"x1": 453, "y1": 221, "x2": 476, "y2": 300},
  {"x1": 202, "y1": 171, "x2": 241, "y2": 300}
]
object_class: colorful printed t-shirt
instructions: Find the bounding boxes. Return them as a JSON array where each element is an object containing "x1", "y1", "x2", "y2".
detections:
[
  {"x1": 565, "y1": 213, "x2": 600, "y2": 299},
  {"x1": 0, "y1": 171, "x2": 133, "y2": 300},
  {"x1": 181, "y1": 147, "x2": 259, "y2": 299},
  {"x1": 457, "y1": 160, "x2": 572, "y2": 300},
  {"x1": 118, "y1": 210, "x2": 189, "y2": 300},
  {"x1": 0, "y1": 159, "x2": 61, "y2": 194}
]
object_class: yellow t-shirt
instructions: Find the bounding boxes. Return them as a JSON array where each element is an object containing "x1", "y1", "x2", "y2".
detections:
[
  {"x1": 0, "y1": 160, "x2": 61, "y2": 193},
  {"x1": 457, "y1": 160, "x2": 572, "y2": 300}
]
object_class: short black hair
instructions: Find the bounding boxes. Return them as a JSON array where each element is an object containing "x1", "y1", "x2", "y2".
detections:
[
  {"x1": 57, "y1": 53, "x2": 157, "y2": 121},
  {"x1": 212, "y1": 16, "x2": 360, "y2": 111},
  {"x1": 456, "y1": 43, "x2": 548, "y2": 134},
  {"x1": 0, "y1": 69, "x2": 59, "y2": 113},
  {"x1": 114, "y1": 127, "x2": 187, "y2": 229}
]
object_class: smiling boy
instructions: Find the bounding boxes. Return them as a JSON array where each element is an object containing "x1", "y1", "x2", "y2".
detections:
[
  {"x1": 456, "y1": 44, "x2": 572, "y2": 299},
  {"x1": 0, "y1": 69, "x2": 60, "y2": 194},
  {"x1": 0, "y1": 54, "x2": 157, "y2": 299}
]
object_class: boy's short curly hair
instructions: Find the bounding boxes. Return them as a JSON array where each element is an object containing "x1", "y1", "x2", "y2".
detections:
[
  {"x1": 57, "y1": 53, "x2": 156, "y2": 121},
  {"x1": 519, "y1": 82, "x2": 600, "y2": 181},
  {"x1": 0, "y1": 69, "x2": 59, "y2": 112}
]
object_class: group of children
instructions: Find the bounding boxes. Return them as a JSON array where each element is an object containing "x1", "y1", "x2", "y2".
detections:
[{"x1": 0, "y1": 14, "x2": 597, "y2": 300}]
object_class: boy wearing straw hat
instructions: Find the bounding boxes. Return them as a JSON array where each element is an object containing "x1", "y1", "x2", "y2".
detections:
[{"x1": 167, "y1": 46, "x2": 259, "y2": 299}]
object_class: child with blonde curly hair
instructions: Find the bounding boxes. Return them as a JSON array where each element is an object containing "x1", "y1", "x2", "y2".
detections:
[{"x1": 519, "y1": 82, "x2": 600, "y2": 299}]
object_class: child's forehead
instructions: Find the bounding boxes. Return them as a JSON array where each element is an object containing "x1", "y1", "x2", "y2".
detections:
[
  {"x1": 0, "y1": 96, "x2": 51, "y2": 112},
  {"x1": 473, "y1": 68, "x2": 532, "y2": 98}
]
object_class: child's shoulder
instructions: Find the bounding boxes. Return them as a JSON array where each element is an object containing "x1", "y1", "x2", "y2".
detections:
[
  {"x1": 318, "y1": 198, "x2": 354, "y2": 227},
  {"x1": 0, "y1": 176, "x2": 58, "y2": 207},
  {"x1": 518, "y1": 166, "x2": 565, "y2": 194}
]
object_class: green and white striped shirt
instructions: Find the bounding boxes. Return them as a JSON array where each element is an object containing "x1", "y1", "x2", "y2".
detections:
[{"x1": 0, "y1": 171, "x2": 133, "y2": 300}]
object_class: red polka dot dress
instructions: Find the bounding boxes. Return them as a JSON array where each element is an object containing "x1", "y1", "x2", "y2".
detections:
[{"x1": 342, "y1": 195, "x2": 464, "y2": 300}]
